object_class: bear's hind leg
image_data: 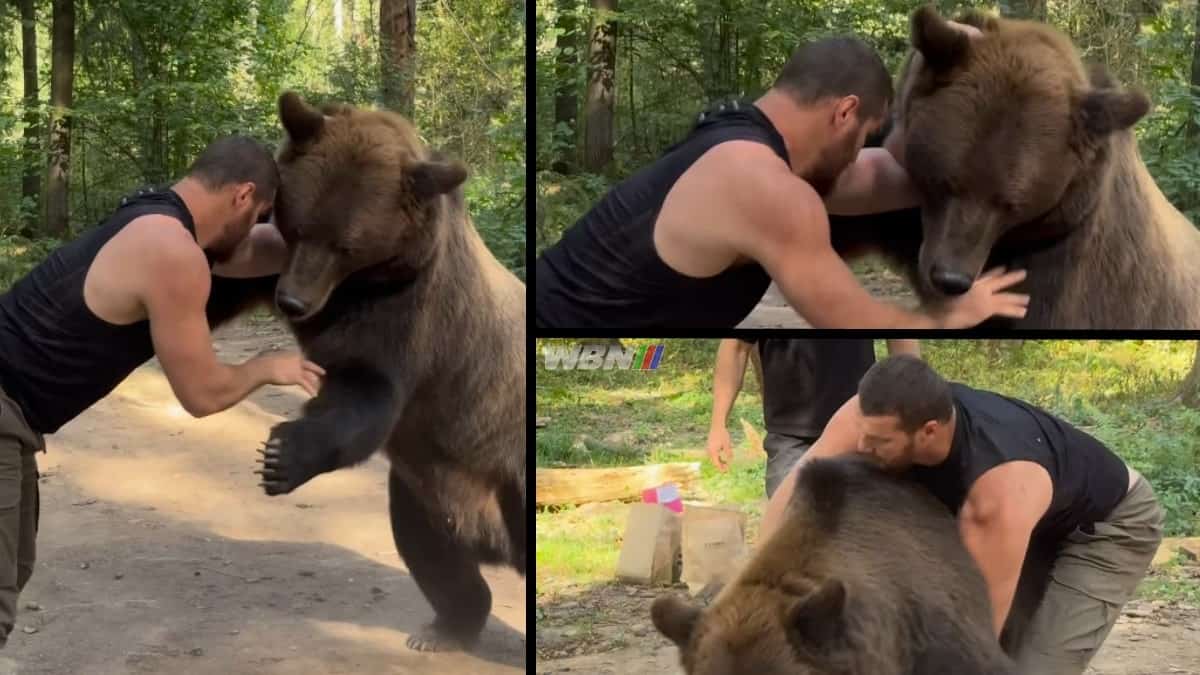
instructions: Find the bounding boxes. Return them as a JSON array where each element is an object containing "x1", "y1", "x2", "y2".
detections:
[{"x1": 388, "y1": 468, "x2": 491, "y2": 652}]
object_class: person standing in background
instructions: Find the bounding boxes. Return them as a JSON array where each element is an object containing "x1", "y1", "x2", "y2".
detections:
[{"x1": 706, "y1": 339, "x2": 919, "y2": 496}]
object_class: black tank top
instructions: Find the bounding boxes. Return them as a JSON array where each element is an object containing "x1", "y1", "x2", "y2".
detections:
[
  {"x1": 909, "y1": 383, "x2": 1129, "y2": 546},
  {"x1": 0, "y1": 187, "x2": 208, "y2": 434},
  {"x1": 535, "y1": 100, "x2": 788, "y2": 329},
  {"x1": 749, "y1": 339, "x2": 876, "y2": 437}
]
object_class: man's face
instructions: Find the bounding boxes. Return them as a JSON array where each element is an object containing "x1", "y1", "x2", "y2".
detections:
[
  {"x1": 806, "y1": 101, "x2": 884, "y2": 196},
  {"x1": 855, "y1": 412, "x2": 919, "y2": 471},
  {"x1": 209, "y1": 183, "x2": 273, "y2": 263}
]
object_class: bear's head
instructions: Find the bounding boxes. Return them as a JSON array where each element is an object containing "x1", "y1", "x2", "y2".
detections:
[
  {"x1": 899, "y1": 6, "x2": 1149, "y2": 297},
  {"x1": 271, "y1": 91, "x2": 468, "y2": 321},
  {"x1": 651, "y1": 578, "x2": 857, "y2": 674}
]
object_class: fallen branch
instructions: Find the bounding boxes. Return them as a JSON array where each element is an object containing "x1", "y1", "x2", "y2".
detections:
[{"x1": 536, "y1": 462, "x2": 700, "y2": 507}]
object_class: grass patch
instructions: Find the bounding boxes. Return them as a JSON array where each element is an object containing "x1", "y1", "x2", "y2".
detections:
[
  {"x1": 1137, "y1": 558, "x2": 1200, "y2": 604},
  {"x1": 537, "y1": 339, "x2": 1200, "y2": 593}
]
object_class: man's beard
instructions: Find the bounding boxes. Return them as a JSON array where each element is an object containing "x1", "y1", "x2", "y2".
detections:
[{"x1": 807, "y1": 134, "x2": 860, "y2": 197}]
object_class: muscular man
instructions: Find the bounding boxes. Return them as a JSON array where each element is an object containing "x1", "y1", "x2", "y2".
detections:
[
  {"x1": 761, "y1": 355, "x2": 1163, "y2": 675},
  {"x1": 0, "y1": 136, "x2": 321, "y2": 651},
  {"x1": 705, "y1": 338, "x2": 918, "y2": 496},
  {"x1": 536, "y1": 30, "x2": 1027, "y2": 329}
]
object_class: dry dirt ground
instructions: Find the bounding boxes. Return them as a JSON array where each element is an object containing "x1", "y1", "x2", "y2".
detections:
[
  {"x1": 536, "y1": 584, "x2": 1200, "y2": 675},
  {"x1": 4, "y1": 318, "x2": 526, "y2": 675},
  {"x1": 736, "y1": 260, "x2": 918, "y2": 329}
]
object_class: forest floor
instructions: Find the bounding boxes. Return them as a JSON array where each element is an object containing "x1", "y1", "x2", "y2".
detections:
[{"x1": 3, "y1": 316, "x2": 526, "y2": 675}]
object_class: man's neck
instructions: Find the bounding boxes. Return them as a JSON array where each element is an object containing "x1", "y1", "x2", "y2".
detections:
[
  {"x1": 170, "y1": 177, "x2": 218, "y2": 249},
  {"x1": 754, "y1": 89, "x2": 828, "y2": 177},
  {"x1": 917, "y1": 407, "x2": 957, "y2": 467}
]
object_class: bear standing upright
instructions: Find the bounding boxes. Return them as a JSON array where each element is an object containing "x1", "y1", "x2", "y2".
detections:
[{"x1": 255, "y1": 91, "x2": 526, "y2": 652}]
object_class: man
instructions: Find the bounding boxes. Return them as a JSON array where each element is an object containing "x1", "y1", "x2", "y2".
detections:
[
  {"x1": 761, "y1": 355, "x2": 1164, "y2": 675},
  {"x1": 705, "y1": 339, "x2": 919, "y2": 496},
  {"x1": 0, "y1": 136, "x2": 322, "y2": 651},
  {"x1": 536, "y1": 29, "x2": 1028, "y2": 329}
]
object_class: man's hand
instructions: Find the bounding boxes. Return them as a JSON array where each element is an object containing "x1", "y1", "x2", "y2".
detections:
[
  {"x1": 706, "y1": 426, "x2": 734, "y2": 472},
  {"x1": 256, "y1": 351, "x2": 325, "y2": 397},
  {"x1": 931, "y1": 267, "x2": 1030, "y2": 328}
]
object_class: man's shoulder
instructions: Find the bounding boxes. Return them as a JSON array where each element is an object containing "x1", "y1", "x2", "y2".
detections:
[{"x1": 117, "y1": 215, "x2": 209, "y2": 293}]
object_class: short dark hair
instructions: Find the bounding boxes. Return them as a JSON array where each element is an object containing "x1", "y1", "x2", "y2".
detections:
[
  {"x1": 772, "y1": 36, "x2": 893, "y2": 122},
  {"x1": 858, "y1": 355, "x2": 953, "y2": 432},
  {"x1": 186, "y1": 135, "x2": 279, "y2": 204}
]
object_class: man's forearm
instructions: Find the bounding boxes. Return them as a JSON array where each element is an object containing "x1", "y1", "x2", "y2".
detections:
[
  {"x1": 823, "y1": 149, "x2": 920, "y2": 216},
  {"x1": 710, "y1": 340, "x2": 750, "y2": 430},
  {"x1": 182, "y1": 358, "x2": 275, "y2": 417},
  {"x1": 886, "y1": 339, "x2": 920, "y2": 357}
]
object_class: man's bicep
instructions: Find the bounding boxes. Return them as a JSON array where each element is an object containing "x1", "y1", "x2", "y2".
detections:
[{"x1": 144, "y1": 269, "x2": 219, "y2": 398}]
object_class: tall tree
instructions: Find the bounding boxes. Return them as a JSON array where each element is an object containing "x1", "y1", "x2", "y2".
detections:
[
  {"x1": 552, "y1": 0, "x2": 580, "y2": 173},
  {"x1": 998, "y1": 0, "x2": 1047, "y2": 20},
  {"x1": 1190, "y1": 0, "x2": 1200, "y2": 140},
  {"x1": 379, "y1": 0, "x2": 416, "y2": 115},
  {"x1": 17, "y1": 0, "x2": 39, "y2": 237},
  {"x1": 334, "y1": 0, "x2": 344, "y2": 38},
  {"x1": 583, "y1": 0, "x2": 616, "y2": 173},
  {"x1": 45, "y1": 0, "x2": 75, "y2": 237},
  {"x1": 1179, "y1": 342, "x2": 1200, "y2": 409}
]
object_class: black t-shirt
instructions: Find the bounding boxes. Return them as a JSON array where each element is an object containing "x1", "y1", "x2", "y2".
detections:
[
  {"x1": 909, "y1": 383, "x2": 1129, "y2": 546},
  {"x1": 536, "y1": 100, "x2": 788, "y2": 329},
  {"x1": 747, "y1": 339, "x2": 876, "y2": 438}
]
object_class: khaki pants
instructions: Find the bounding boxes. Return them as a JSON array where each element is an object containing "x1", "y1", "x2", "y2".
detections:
[
  {"x1": 1013, "y1": 470, "x2": 1164, "y2": 675},
  {"x1": 0, "y1": 386, "x2": 41, "y2": 647}
]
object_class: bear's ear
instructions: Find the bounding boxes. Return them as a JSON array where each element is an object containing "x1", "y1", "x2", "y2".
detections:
[
  {"x1": 784, "y1": 579, "x2": 847, "y2": 649},
  {"x1": 1074, "y1": 87, "x2": 1151, "y2": 142},
  {"x1": 408, "y1": 159, "x2": 469, "y2": 199},
  {"x1": 279, "y1": 91, "x2": 325, "y2": 143},
  {"x1": 651, "y1": 594, "x2": 702, "y2": 648},
  {"x1": 912, "y1": 5, "x2": 971, "y2": 73}
]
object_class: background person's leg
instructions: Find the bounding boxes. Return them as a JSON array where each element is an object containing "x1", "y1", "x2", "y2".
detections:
[
  {"x1": 1012, "y1": 475, "x2": 1164, "y2": 675},
  {"x1": 762, "y1": 433, "x2": 815, "y2": 498}
]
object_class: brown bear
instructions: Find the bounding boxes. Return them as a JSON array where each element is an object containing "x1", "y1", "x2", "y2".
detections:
[
  {"x1": 650, "y1": 456, "x2": 1017, "y2": 675},
  {"x1": 830, "y1": 5, "x2": 1200, "y2": 329},
  {"x1": 254, "y1": 92, "x2": 526, "y2": 652}
]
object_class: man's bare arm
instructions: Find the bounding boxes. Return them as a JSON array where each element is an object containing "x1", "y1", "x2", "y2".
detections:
[
  {"x1": 823, "y1": 148, "x2": 921, "y2": 216},
  {"x1": 959, "y1": 461, "x2": 1052, "y2": 636},
  {"x1": 134, "y1": 224, "x2": 320, "y2": 416},
  {"x1": 211, "y1": 222, "x2": 289, "y2": 279},
  {"x1": 707, "y1": 339, "x2": 753, "y2": 471},
  {"x1": 758, "y1": 395, "x2": 864, "y2": 542},
  {"x1": 724, "y1": 151, "x2": 1029, "y2": 329},
  {"x1": 886, "y1": 339, "x2": 920, "y2": 357}
]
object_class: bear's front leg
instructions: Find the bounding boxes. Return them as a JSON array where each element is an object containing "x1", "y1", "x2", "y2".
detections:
[{"x1": 256, "y1": 362, "x2": 403, "y2": 496}]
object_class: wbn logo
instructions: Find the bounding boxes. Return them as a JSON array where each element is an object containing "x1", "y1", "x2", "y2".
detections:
[{"x1": 542, "y1": 343, "x2": 666, "y2": 371}]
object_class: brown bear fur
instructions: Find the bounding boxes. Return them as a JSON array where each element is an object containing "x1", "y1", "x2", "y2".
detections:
[
  {"x1": 651, "y1": 457, "x2": 1016, "y2": 675},
  {"x1": 830, "y1": 5, "x2": 1200, "y2": 329},
  {"x1": 254, "y1": 92, "x2": 526, "y2": 652}
]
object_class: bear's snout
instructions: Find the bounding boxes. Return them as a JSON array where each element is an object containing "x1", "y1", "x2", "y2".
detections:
[
  {"x1": 929, "y1": 265, "x2": 974, "y2": 296},
  {"x1": 275, "y1": 290, "x2": 311, "y2": 319}
]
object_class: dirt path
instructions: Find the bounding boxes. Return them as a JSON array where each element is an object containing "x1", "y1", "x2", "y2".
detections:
[
  {"x1": 736, "y1": 261, "x2": 918, "y2": 329},
  {"x1": 536, "y1": 584, "x2": 1200, "y2": 675},
  {"x1": 5, "y1": 318, "x2": 526, "y2": 675}
]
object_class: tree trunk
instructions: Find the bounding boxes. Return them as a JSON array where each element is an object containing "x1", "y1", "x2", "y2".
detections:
[
  {"x1": 346, "y1": 0, "x2": 360, "y2": 44},
  {"x1": 552, "y1": 0, "x2": 580, "y2": 174},
  {"x1": 18, "y1": 0, "x2": 39, "y2": 237},
  {"x1": 583, "y1": 0, "x2": 616, "y2": 173},
  {"x1": 45, "y1": 0, "x2": 75, "y2": 238},
  {"x1": 1180, "y1": 342, "x2": 1200, "y2": 410},
  {"x1": 1189, "y1": 1, "x2": 1200, "y2": 141},
  {"x1": 334, "y1": 0, "x2": 344, "y2": 39},
  {"x1": 379, "y1": 0, "x2": 416, "y2": 115},
  {"x1": 998, "y1": 0, "x2": 1046, "y2": 20}
]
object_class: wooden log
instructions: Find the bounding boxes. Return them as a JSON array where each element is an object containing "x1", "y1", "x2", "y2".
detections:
[{"x1": 535, "y1": 462, "x2": 701, "y2": 506}]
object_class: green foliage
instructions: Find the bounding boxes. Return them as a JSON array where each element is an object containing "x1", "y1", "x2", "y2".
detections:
[
  {"x1": 0, "y1": 0, "x2": 523, "y2": 287},
  {"x1": 536, "y1": 0, "x2": 1200, "y2": 251}
]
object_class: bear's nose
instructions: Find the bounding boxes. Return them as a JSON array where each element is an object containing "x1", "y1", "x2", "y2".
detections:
[
  {"x1": 929, "y1": 266, "x2": 974, "y2": 296},
  {"x1": 275, "y1": 291, "x2": 310, "y2": 318}
]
